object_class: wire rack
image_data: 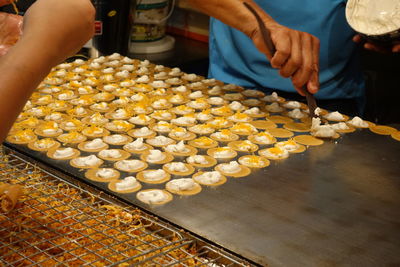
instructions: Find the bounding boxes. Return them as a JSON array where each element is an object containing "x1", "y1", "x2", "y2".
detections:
[{"x1": 0, "y1": 148, "x2": 251, "y2": 267}]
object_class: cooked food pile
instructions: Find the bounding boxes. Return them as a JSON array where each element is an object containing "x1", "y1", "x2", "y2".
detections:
[{"x1": 6, "y1": 54, "x2": 400, "y2": 204}]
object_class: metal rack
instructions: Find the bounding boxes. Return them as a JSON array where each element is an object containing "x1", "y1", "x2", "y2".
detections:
[{"x1": 0, "y1": 148, "x2": 251, "y2": 266}]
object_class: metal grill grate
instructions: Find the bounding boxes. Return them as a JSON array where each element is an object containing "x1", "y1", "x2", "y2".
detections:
[{"x1": 0, "y1": 149, "x2": 250, "y2": 266}]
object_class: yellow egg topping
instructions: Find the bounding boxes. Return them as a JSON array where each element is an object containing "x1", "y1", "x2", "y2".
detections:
[
  {"x1": 194, "y1": 136, "x2": 214, "y2": 146},
  {"x1": 12, "y1": 129, "x2": 36, "y2": 142}
]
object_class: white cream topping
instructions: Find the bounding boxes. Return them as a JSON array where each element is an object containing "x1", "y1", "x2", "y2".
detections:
[
  {"x1": 85, "y1": 138, "x2": 107, "y2": 149},
  {"x1": 120, "y1": 79, "x2": 135, "y2": 87},
  {"x1": 331, "y1": 122, "x2": 350, "y2": 130},
  {"x1": 102, "y1": 84, "x2": 117, "y2": 92},
  {"x1": 266, "y1": 102, "x2": 284, "y2": 112},
  {"x1": 136, "y1": 75, "x2": 150, "y2": 83},
  {"x1": 254, "y1": 134, "x2": 274, "y2": 144},
  {"x1": 220, "y1": 161, "x2": 241, "y2": 173},
  {"x1": 151, "y1": 80, "x2": 167, "y2": 88},
  {"x1": 194, "y1": 171, "x2": 222, "y2": 185},
  {"x1": 143, "y1": 169, "x2": 167, "y2": 181},
  {"x1": 96, "y1": 168, "x2": 115, "y2": 178},
  {"x1": 276, "y1": 141, "x2": 299, "y2": 151},
  {"x1": 169, "y1": 67, "x2": 182, "y2": 75},
  {"x1": 154, "y1": 72, "x2": 168, "y2": 79},
  {"x1": 120, "y1": 64, "x2": 135, "y2": 71},
  {"x1": 165, "y1": 141, "x2": 189, "y2": 153},
  {"x1": 171, "y1": 116, "x2": 196, "y2": 125},
  {"x1": 104, "y1": 134, "x2": 128, "y2": 144},
  {"x1": 187, "y1": 155, "x2": 207, "y2": 165},
  {"x1": 260, "y1": 147, "x2": 289, "y2": 159},
  {"x1": 311, "y1": 117, "x2": 337, "y2": 138},
  {"x1": 189, "y1": 91, "x2": 203, "y2": 99},
  {"x1": 152, "y1": 99, "x2": 169, "y2": 108},
  {"x1": 102, "y1": 67, "x2": 114, "y2": 74},
  {"x1": 99, "y1": 149, "x2": 122, "y2": 158},
  {"x1": 108, "y1": 53, "x2": 121, "y2": 60},
  {"x1": 125, "y1": 138, "x2": 146, "y2": 150},
  {"x1": 283, "y1": 101, "x2": 302, "y2": 109},
  {"x1": 165, "y1": 162, "x2": 188, "y2": 172},
  {"x1": 229, "y1": 101, "x2": 244, "y2": 111},
  {"x1": 129, "y1": 115, "x2": 151, "y2": 124},
  {"x1": 148, "y1": 136, "x2": 174, "y2": 146},
  {"x1": 166, "y1": 77, "x2": 181, "y2": 84},
  {"x1": 174, "y1": 85, "x2": 187, "y2": 93},
  {"x1": 208, "y1": 86, "x2": 222, "y2": 94},
  {"x1": 214, "y1": 147, "x2": 235, "y2": 158},
  {"x1": 262, "y1": 92, "x2": 279, "y2": 102},
  {"x1": 137, "y1": 189, "x2": 168, "y2": 204},
  {"x1": 122, "y1": 56, "x2": 133, "y2": 63},
  {"x1": 130, "y1": 93, "x2": 145, "y2": 101},
  {"x1": 147, "y1": 150, "x2": 166, "y2": 162},
  {"x1": 116, "y1": 160, "x2": 145, "y2": 171},
  {"x1": 53, "y1": 148, "x2": 75, "y2": 159},
  {"x1": 167, "y1": 178, "x2": 196, "y2": 191},
  {"x1": 73, "y1": 155, "x2": 102, "y2": 167},
  {"x1": 182, "y1": 73, "x2": 198, "y2": 81},
  {"x1": 92, "y1": 56, "x2": 105, "y2": 63},
  {"x1": 136, "y1": 67, "x2": 149, "y2": 75},
  {"x1": 196, "y1": 112, "x2": 213, "y2": 121},
  {"x1": 324, "y1": 111, "x2": 345, "y2": 121},
  {"x1": 208, "y1": 97, "x2": 225, "y2": 105},
  {"x1": 45, "y1": 113, "x2": 62, "y2": 121},
  {"x1": 133, "y1": 127, "x2": 153, "y2": 137},
  {"x1": 347, "y1": 116, "x2": 369, "y2": 127},
  {"x1": 89, "y1": 62, "x2": 102, "y2": 69},
  {"x1": 115, "y1": 176, "x2": 139, "y2": 191},
  {"x1": 287, "y1": 108, "x2": 306, "y2": 119},
  {"x1": 244, "y1": 107, "x2": 262, "y2": 115}
]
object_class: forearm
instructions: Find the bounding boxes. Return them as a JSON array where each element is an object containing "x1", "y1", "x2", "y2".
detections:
[
  {"x1": 0, "y1": 35, "x2": 56, "y2": 142},
  {"x1": 187, "y1": 0, "x2": 275, "y2": 38}
]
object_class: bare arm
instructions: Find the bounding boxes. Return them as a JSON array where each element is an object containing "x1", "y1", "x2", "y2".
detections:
[
  {"x1": 0, "y1": 0, "x2": 95, "y2": 142},
  {"x1": 188, "y1": 0, "x2": 320, "y2": 95}
]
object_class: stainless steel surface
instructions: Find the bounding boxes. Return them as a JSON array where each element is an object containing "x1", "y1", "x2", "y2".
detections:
[
  {"x1": 0, "y1": 150, "x2": 251, "y2": 266},
  {"x1": 146, "y1": 129, "x2": 400, "y2": 266},
  {"x1": 6, "y1": 128, "x2": 400, "y2": 266}
]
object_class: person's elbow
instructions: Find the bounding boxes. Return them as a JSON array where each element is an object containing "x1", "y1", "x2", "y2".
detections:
[{"x1": 77, "y1": 0, "x2": 96, "y2": 41}]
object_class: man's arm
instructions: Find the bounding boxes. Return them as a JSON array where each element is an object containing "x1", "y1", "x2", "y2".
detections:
[
  {"x1": 0, "y1": 0, "x2": 95, "y2": 142},
  {"x1": 187, "y1": 0, "x2": 320, "y2": 95}
]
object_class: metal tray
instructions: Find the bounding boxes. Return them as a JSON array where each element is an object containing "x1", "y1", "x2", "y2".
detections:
[
  {"x1": 0, "y1": 148, "x2": 253, "y2": 266},
  {"x1": 5, "y1": 126, "x2": 400, "y2": 266}
]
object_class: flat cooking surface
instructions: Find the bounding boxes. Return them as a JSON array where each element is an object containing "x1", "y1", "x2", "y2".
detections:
[{"x1": 6, "y1": 128, "x2": 400, "y2": 266}]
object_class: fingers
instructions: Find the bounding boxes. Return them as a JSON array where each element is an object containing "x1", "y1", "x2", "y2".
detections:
[
  {"x1": 291, "y1": 33, "x2": 313, "y2": 93},
  {"x1": 352, "y1": 34, "x2": 362, "y2": 43},
  {"x1": 279, "y1": 30, "x2": 302, "y2": 78},
  {"x1": 270, "y1": 28, "x2": 291, "y2": 68}
]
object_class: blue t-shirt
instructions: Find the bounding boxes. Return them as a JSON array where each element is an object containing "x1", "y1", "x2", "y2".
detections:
[{"x1": 209, "y1": 0, "x2": 364, "y2": 100}]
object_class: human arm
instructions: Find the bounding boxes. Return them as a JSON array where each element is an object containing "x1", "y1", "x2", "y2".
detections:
[
  {"x1": 353, "y1": 34, "x2": 400, "y2": 53},
  {"x1": 0, "y1": 0, "x2": 95, "y2": 142},
  {"x1": 187, "y1": 0, "x2": 320, "y2": 95}
]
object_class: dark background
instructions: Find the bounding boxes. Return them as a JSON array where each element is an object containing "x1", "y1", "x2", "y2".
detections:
[{"x1": 2, "y1": 1, "x2": 399, "y2": 125}]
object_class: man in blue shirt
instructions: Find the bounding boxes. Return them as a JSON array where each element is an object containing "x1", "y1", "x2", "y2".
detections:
[{"x1": 188, "y1": 0, "x2": 398, "y2": 115}]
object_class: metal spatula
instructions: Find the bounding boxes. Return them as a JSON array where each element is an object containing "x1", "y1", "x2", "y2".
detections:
[{"x1": 243, "y1": 2, "x2": 318, "y2": 118}]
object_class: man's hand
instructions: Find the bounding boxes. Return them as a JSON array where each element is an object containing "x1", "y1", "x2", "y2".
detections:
[
  {"x1": 21, "y1": 0, "x2": 95, "y2": 65},
  {"x1": 0, "y1": 12, "x2": 22, "y2": 56},
  {"x1": 251, "y1": 21, "x2": 320, "y2": 96},
  {"x1": 353, "y1": 34, "x2": 400, "y2": 53}
]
